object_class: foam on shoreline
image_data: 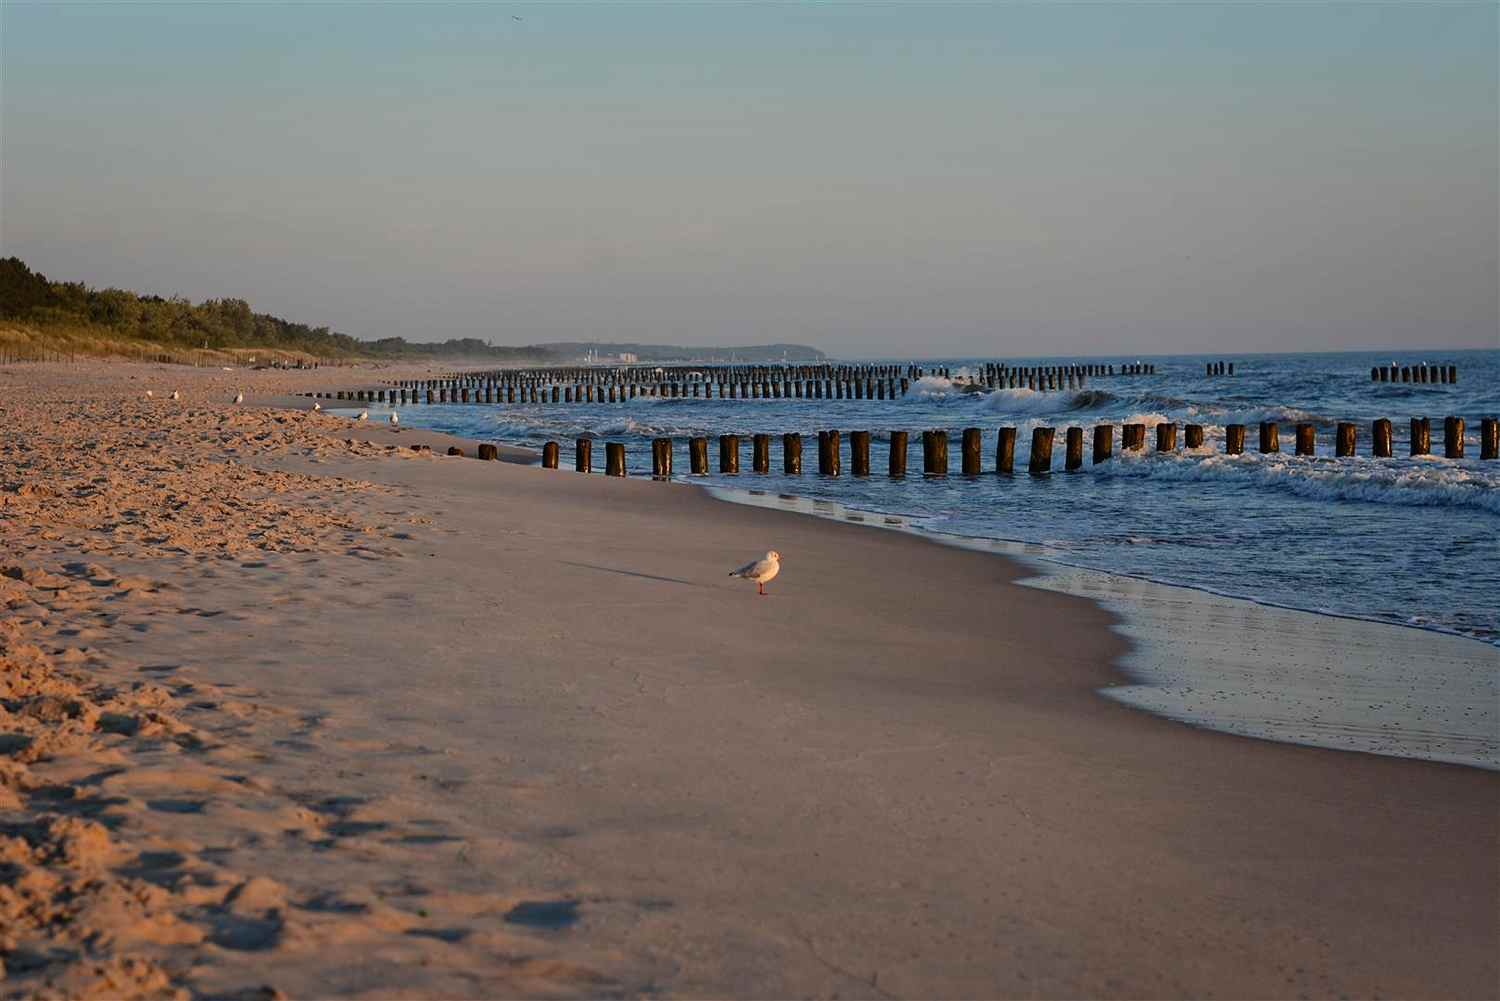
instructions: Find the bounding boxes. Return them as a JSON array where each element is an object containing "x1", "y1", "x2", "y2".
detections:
[{"x1": 705, "y1": 485, "x2": 1499, "y2": 771}]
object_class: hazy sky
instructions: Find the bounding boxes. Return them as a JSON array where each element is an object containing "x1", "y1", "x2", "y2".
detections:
[{"x1": 2, "y1": 2, "x2": 1495, "y2": 356}]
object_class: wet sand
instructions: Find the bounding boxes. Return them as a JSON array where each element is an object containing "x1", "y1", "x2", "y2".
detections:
[{"x1": 2, "y1": 361, "x2": 1496, "y2": 998}]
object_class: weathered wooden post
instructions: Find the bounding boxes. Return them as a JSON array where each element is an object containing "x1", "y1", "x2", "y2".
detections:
[
  {"x1": 783, "y1": 433, "x2": 803, "y2": 473},
  {"x1": 818, "y1": 430, "x2": 841, "y2": 475},
  {"x1": 1093, "y1": 424, "x2": 1114, "y2": 463},
  {"x1": 689, "y1": 436, "x2": 709, "y2": 474},
  {"x1": 1028, "y1": 427, "x2": 1054, "y2": 474},
  {"x1": 1225, "y1": 424, "x2": 1245, "y2": 455},
  {"x1": 1336, "y1": 422, "x2": 1356, "y2": 457},
  {"x1": 1410, "y1": 417, "x2": 1430, "y2": 456},
  {"x1": 575, "y1": 438, "x2": 593, "y2": 472},
  {"x1": 1444, "y1": 417, "x2": 1464, "y2": 458},
  {"x1": 1482, "y1": 418, "x2": 1499, "y2": 460},
  {"x1": 753, "y1": 433, "x2": 771, "y2": 473},
  {"x1": 1065, "y1": 427, "x2": 1083, "y2": 471},
  {"x1": 889, "y1": 430, "x2": 908, "y2": 477},
  {"x1": 542, "y1": 441, "x2": 559, "y2": 468},
  {"x1": 850, "y1": 431, "x2": 871, "y2": 476},
  {"x1": 995, "y1": 427, "x2": 1016, "y2": 474},
  {"x1": 478, "y1": 443, "x2": 499, "y2": 461},
  {"x1": 1123, "y1": 423, "x2": 1145, "y2": 451},
  {"x1": 652, "y1": 438, "x2": 673, "y2": 478},
  {"x1": 1295, "y1": 423, "x2": 1315, "y2": 456},
  {"x1": 962, "y1": 428, "x2": 982, "y2": 475},
  {"x1": 1184, "y1": 424, "x2": 1204, "y2": 449},
  {"x1": 606, "y1": 442, "x2": 626, "y2": 477},
  {"x1": 1373, "y1": 419, "x2": 1393, "y2": 458},
  {"x1": 1156, "y1": 422, "x2": 1177, "y2": 452},
  {"x1": 447, "y1": 446, "x2": 464, "y2": 457},
  {"x1": 1259, "y1": 421, "x2": 1279, "y2": 453},
  {"x1": 922, "y1": 430, "x2": 948, "y2": 476},
  {"x1": 719, "y1": 434, "x2": 740, "y2": 473}
]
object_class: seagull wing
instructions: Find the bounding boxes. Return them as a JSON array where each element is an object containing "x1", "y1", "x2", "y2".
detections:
[{"x1": 729, "y1": 559, "x2": 762, "y2": 578}]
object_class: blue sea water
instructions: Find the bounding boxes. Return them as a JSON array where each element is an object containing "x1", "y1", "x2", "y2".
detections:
[{"x1": 349, "y1": 349, "x2": 1500, "y2": 646}]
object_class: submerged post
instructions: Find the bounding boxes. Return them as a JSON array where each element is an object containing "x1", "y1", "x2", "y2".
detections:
[
  {"x1": 1336, "y1": 422, "x2": 1356, "y2": 457},
  {"x1": 850, "y1": 430, "x2": 871, "y2": 476},
  {"x1": 753, "y1": 433, "x2": 771, "y2": 473},
  {"x1": 1295, "y1": 423, "x2": 1315, "y2": 456},
  {"x1": 1482, "y1": 418, "x2": 1499, "y2": 460},
  {"x1": 1259, "y1": 421, "x2": 1279, "y2": 454},
  {"x1": 1444, "y1": 417, "x2": 1464, "y2": 459},
  {"x1": 818, "y1": 430, "x2": 841, "y2": 476},
  {"x1": 1184, "y1": 424, "x2": 1204, "y2": 449},
  {"x1": 1029, "y1": 427, "x2": 1055, "y2": 474},
  {"x1": 1373, "y1": 419, "x2": 1392, "y2": 457},
  {"x1": 889, "y1": 430, "x2": 908, "y2": 477},
  {"x1": 1065, "y1": 427, "x2": 1083, "y2": 471},
  {"x1": 1410, "y1": 418, "x2": 1430, "y2": 456},
  {"x1": 719, "y1": 434, "x2": 740, "y2": 473},
  {"x1": 1156, "y1": 422, "x2": 1177, "y2": 452},
  {"x1": 962, "y1": 428, "x2": 982, "y2": 475},
  {"x1": 783, "y1": 433, "x2": 803, "y2": 474},
  {"x1": 922, "y1": 430, "x2": 948, "y2": 476},
  {"x1": 996, "y1": 427, "x2": 1017, "y2": 474},
  {"x1": 1225, "y1": 424, "x2": 1245, "y2": 455},
  {"x1": 1093, "y1": 424, "x2": 1114, "y2": 463},
  {"x1": 1123, "y1": 423, "x2": 1145, "y2": 451}
]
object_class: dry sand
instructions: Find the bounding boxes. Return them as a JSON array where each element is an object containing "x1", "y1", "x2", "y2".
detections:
[{"x1": 1, "y1": 361, "x2": 1496, "y2": 999}]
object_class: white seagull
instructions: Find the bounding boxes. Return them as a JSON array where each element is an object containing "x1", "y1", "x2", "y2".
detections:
[
  {"x1": 312, "y1": 401, "x2": 322, "y2": 412},
  {"x1": 144, "y1": 390, "x2": 154, "y2": 399},
  {"x1": 728, "y1": 550, "x2": 781, "y2": 596},
  {"x1": 389, "y1": 411, "x2": 399, "y2": 426},
  {"x1": 170, "y1": 390, "x2": 180, "y2": 400},
  {"x1": 356, "y1": 410, "x2": 369, "y2": 421},
  {"x1": 233, "y1": 392, "x2": 244, "y2": 404}
]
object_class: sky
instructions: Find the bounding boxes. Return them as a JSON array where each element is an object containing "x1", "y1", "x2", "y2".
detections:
[{"x1": 2, "y1": 2, "x2": 1495, "y2": 357}]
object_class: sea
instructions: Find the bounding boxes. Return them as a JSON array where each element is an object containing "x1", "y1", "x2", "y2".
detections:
[{"x1": 341, "y1": 348, "x2": 1500, "y2": 766}]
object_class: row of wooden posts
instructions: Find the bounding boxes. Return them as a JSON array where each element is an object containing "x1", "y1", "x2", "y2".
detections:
[
  {"x1": 530, "y1": 416, "x2": 1499, "y2": 477},
  {"x1": 314, "y1": 360, "x2": 1152, "y2": 408},
  {"x1": 1372, "y1": 363, "x2": 1459, "y2": 384}
]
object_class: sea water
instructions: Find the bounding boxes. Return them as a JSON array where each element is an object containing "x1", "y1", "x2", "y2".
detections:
[{"x1": 357, "y1": 349, "x2": 1500, "y2": 647}]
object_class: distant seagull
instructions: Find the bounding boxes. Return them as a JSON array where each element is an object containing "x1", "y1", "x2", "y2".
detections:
[
  {"x1": 357, "y1": 410, "x2": 369, "y2": 421},
  {"x1": 728, "y1": 550, "x2": 781, "y2": 596},
  {"x1": 312, "y1": 401, "x2": 322, "y2": 411},
  {"x1": 233, "y1": 392, "x2": 244, "y2": 404},
  {"x1": 170, "y1": 390, "x2": 180, "y2": 400},
  {"x1": 389, "y1": 411, "x2": 399, "y2": 426},
  {"x1": 145, "y1": 390, "x2": 154, "y2": 399}
]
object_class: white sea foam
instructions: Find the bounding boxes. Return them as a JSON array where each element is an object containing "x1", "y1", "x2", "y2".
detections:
[{"x1": 1101, "y1": 450, "x2": 1500, "y2": 514}]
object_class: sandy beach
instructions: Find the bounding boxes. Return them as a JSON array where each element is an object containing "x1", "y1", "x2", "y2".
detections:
[{"x1": 2, "y1": 361, "x2": 1496, "y2": 999}]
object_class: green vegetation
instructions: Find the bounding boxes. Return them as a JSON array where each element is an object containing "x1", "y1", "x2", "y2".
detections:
[{"x1": 0, "y1": 257, "x2": 557, "y2": 362}]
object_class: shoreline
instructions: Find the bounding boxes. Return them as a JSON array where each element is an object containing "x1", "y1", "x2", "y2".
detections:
[{"x1": 3, "y1": 360, "x2": 1497, "y2": 998}]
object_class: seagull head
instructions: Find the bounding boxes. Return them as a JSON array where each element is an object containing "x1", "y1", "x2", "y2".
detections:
[{"x1": 766, "y1": 550, "x2": 780, "y2": 563}]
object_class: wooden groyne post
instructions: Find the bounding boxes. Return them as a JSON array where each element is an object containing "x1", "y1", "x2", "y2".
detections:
[
  {"x1": 818, "y1": 430, "x2": 841, "y2": 476},
  {"x1": 783, "y1": 432, "x2": 802, "y2": 474},
  {"x1": 850, "y1": 430, "x2": 871, "y2": 476},
  {"x1": 1029, "y1": 427, "x2": 1054, "y2": 474},
  {"x1": 1373, "y1": 419, "x2": 1392, "y2": 457},
  {"x1": 996, "y1": 427, "x2": 1016, "y2": 474},
  {"x1": 1295, "y1": 423, "x2": 1315, "y2": 456},
  {"x1": 1444, "y1": 417, "x2": 1464, "y2": 459},
  {"x1": 962, "y1": 428, "x2": 982, "y2": 475},
  {"x1": 652, "y1": 438, "x2": 673, "y2": 477},
  {"x1": 1093, "y1": 424, "x2": 1113, "y2": 463},
  {"x1": 1225, "y1": 424, "x2": 1245, "y2": 454},
  {"x1": 606, "y1": 442, "x2": 626, "y2": 477},
  {"x1": 753, "y1": 433, "x2": 771, "y2": 474},
  {"x1": 1336, "y1": 423, "x2": 1356, "y2": 457},
  {"x1": 1483, "y1": 418, "x2": 1498, "y2": 460},
  {"x1": 719, "y1": 434, "x2": 740, "y2": 474},
  {"x1": 922, "y1": 430, "x2": 948, "y2": 476},
  {"x1": 1410, "y1": 417, "x2": 1430, "y2": 456},
  {"x1": 1156, "y1": 422, "x2": 1177, "y2": 452},
  {"x1": 888, "y1": 430, "x2": 908, "y2": 477},
  {"x1": 1259, "y1": 421, "x2": 1279, "y2": 454},
  {"x1": 1065, "y1": 427, "x2": 1083, "y2": 470},
  {"x1": 689, "y1": 436, "x2": 709, "y2": 474},
  {"x1": 575, "y1": 438, "x2": 592, "y2": 472}
]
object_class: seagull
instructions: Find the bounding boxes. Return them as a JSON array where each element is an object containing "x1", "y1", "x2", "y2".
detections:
[
  {"x1": 728, "y1": 550, "x2": 781, "y2": 596},
  {"x1": 233, "y1": 392, "x2": 244, "y2": 404},
  {"x1": 312, "y1": 401, "x2": 322, "y2": 412},
  {"x1": 170, "y1": 390, "x2": 180, "y2": 400},
  {"x1": 145, "y1": 390, "x2": 154, "y2": 399},
  {"x1": 356, "y1": 410, "x2": 369, "y2": 421},
  {"x1": 389, "y1": 411, "x2": 399, "y2": 426}
]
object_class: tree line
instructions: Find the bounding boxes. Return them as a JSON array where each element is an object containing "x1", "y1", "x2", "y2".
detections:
[{"x1": 0, "y1": 257, "x2": 557, "y2": 361}]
